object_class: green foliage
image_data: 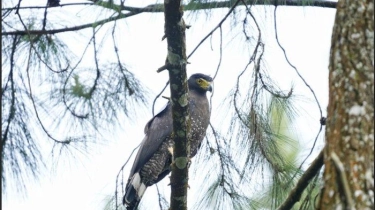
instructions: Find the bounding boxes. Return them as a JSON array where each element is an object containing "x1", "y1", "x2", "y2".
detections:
[
  {"x1": 249, "y1": 96, "x2": 321, "y2": 210},
  {"x1": 70, "y1": 74, "x2": 91, "y2": 99}
]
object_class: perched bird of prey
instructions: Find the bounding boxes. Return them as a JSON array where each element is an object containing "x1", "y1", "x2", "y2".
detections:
[{"x1": 123, "y1": 73, "x2": 213, "y2": 210}]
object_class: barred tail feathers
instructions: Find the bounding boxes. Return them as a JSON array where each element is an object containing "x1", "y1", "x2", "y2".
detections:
[{"x1": 123, "y1": 173, "x2": 147, "y2": 210}]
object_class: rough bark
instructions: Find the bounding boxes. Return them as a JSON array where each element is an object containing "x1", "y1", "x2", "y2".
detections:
[
  {"x1": 163, "y1": 0, "x2": 189, "y2": 209},
  {"x1": 320, "y1": 0, "x2": 374, "y2": 209}
]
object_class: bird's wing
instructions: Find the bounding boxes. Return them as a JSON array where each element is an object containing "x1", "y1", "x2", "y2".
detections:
[{"x1": 129, "y1": 102, "x2": 173, "y2": 176}]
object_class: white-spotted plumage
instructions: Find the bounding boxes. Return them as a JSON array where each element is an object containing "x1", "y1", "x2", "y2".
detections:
[{"x1": 123, "y1": 74, "x2": 213, "y2": 210}]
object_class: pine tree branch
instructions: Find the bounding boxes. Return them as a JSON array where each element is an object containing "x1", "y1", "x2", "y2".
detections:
[
  {"x1": 2, "y1": 12, "x2": 140, "y2": 36},
  {"x1": 2, "y1": 0, "x2": 337, "y2": 36},
  {"x1": 2, "y1": 35, "x2": 18, "y2": 153},
  {"x1": 2, "y1": 0, "x2": 337, "y2": 11},
  {"x1": 277, "y1": 149, "x2": 324, "y2": 210},
  {"x1": 184, "y1": 0, "x2": 337, "y2": 10}
]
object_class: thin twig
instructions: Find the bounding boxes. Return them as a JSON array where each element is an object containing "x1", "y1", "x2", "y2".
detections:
[
  {"x1": 187, "y1": 0, "x2": 242, "y2": 59},
  {"x1": 208, "y1": 26, "x2": 222, "y2": 112},
  {"x1": 273, "y1": 6, "x2": 323, "y2": 118},
  {"x1": 233, "y1": 0, "x2": 263, "y2": 126},
  {"x1": 156, "y1": 184, "x2": 163, "y2": 210},
  {"x1": 111, "y1": 15, "x2": 133, "y2": 95},
  {"x1": 25, "y1": 40, "x2": 71, "y2": 144},
  {"x1": 41, "y1": 1, "x2": 48, "y2": 31},
  {"x1": 27, "y1": 36, "x2": 70, "y2": 73},
  {"x1": 289, "y1": 125, "x2": 323, "y2": 186},
  {"x1": 15, "y1": 0, "x2": 22, "y2": 15},
  {"x1": 156, "y1": 184, "x2": 167, "y2": 210},
  {"x1": 152, "y1": 81, "x2": 169, "y2": 116},
  {"x1": 115, "y1": 143, "x2": 141, "y2": 210},
  {"x1": 88, "y1": 28, "x2": 101, "y2": 97},
  {"x1": 212, "y1": 26, "x2": 222, "y2": 81},
  {"x1": 2, "y1": 35, "x2": 19, "y2": 151},
  {"x1": 258, "y1": 71, "x2": 292, "y2": 99}
]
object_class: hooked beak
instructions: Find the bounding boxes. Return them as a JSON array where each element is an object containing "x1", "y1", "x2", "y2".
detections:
[{"x1": 207, "y1": 85, "x2": 212, "y2": 92}]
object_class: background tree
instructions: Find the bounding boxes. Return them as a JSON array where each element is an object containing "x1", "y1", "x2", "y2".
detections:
[{"x1": 3, "y1": 0, "x2": 373, "y2": 210}]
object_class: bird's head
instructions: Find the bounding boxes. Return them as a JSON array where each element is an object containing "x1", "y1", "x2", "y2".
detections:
[{"x1": 188, "y1": 73, "x2": 213, "y2": 93}]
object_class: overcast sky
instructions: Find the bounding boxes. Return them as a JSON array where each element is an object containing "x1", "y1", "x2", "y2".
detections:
[{"x1": 3, "y1": 1, "x2": 336, "y2": 209}]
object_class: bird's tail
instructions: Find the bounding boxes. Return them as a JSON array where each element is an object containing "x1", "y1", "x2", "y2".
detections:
[{"x1": 123, "y1": 173, "x2": 147, "y2": 210}]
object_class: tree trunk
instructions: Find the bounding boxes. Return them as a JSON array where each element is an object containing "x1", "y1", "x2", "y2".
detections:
[
  {"x1": 320, "y1": 0, "x2": 374, "y2": 209},
  {"x1": 163, "y1": 0, "x2": 189, "y2": 209}
]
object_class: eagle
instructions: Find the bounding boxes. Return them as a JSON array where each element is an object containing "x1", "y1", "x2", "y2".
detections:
[{"x1": 123, "y1": 73, "x2": 213, "y2": 210}]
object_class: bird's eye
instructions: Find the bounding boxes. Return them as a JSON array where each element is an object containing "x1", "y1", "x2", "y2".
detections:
[{"x1": 197, "y1": 78, "x2": 203, "y2": 84}]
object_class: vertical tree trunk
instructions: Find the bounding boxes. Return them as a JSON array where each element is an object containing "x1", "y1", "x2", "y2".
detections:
[
  {"x1": 320, "y1": 0, "x2": 374, "y2": 209},
  {"x1": 163, "y1": 0, "x2": 189, "y2": 209}
]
